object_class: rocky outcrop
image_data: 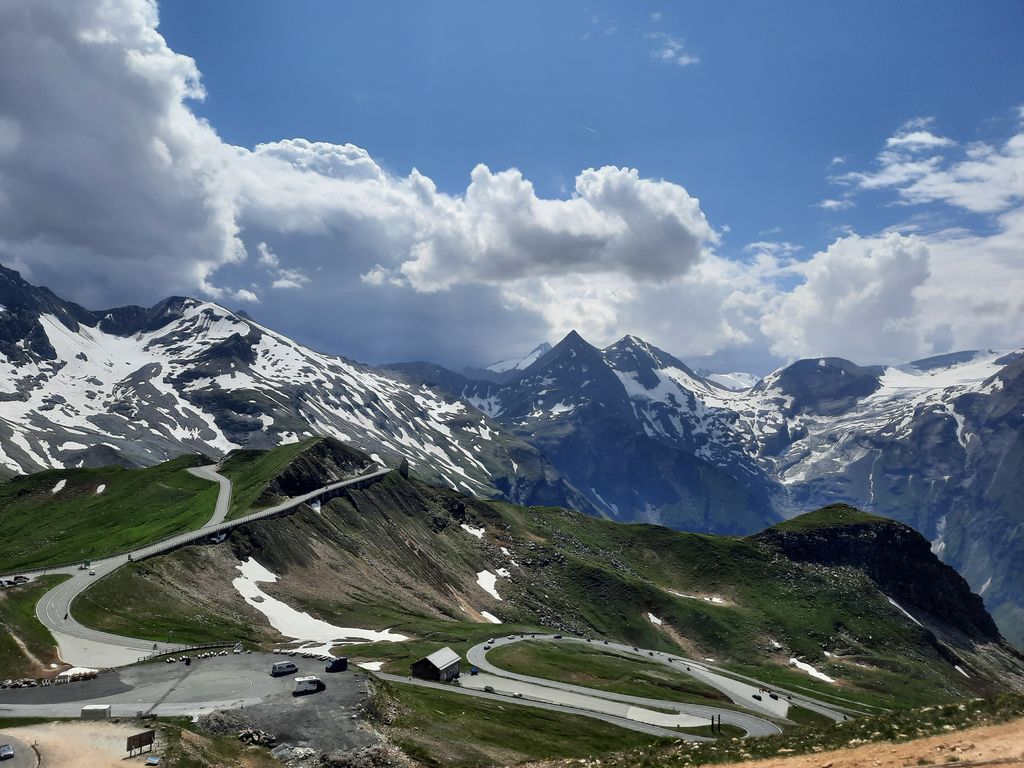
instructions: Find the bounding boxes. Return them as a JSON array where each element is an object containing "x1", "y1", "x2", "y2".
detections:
[{"x1": 754, "y1": 506, "x2": 1001, "y2": 642}]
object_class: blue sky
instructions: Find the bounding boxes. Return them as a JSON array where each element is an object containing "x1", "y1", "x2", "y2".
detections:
[
  {"x1": 1, "y1": 0, "x2": 1022, "y2": 371},
  {"x1": 159, "y1": 1, "x2": 1024, "y2": 256}
]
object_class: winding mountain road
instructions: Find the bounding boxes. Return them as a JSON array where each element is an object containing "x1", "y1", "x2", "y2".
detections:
[
  {"x1": 29, "y1": 463, "x2": 392, "y2": 668},
  {"x1": 468, "y1": 635, "x2": 851, "y2": 726}
]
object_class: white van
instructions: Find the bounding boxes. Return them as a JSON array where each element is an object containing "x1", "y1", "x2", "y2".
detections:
[
  {"x1": 270, "y1": 661, "x2": 298, "y2": 677},
  {"x1": 292, "y1": 675, "x2": 325, "y2": 695}
]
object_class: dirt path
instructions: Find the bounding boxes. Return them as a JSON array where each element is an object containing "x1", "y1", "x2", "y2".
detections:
[
  {"x1": 726, "y1": 717, "x2": 1024, "y2": 768},
  {"x1": 4, "y1": 721, "x2": 154, "y2": 767}
]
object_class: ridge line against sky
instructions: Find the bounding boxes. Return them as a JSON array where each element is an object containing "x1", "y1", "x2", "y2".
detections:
[{"x1": 0, "y1": 0, "x2": 1021, "y2": 372}]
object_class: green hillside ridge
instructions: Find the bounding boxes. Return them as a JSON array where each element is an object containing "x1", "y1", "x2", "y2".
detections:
[
  {"x1": 770, "y1": 504, "x2": 892, "y2": 532},
  {"x1": 217, "y1": 438, "x2": 317, "y2": 520},
  {"x1": 0, "y1": 454, "x2": 218, "y2": 573},
  {"x1": 0, "y1": 575, "x2": 67, "y2": 678},
  {"x1": 67, "y1": 440, "x2": 1024, "y2": 719}
]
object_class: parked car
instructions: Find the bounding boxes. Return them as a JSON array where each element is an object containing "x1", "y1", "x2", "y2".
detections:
[
  {"x1": 325, "y1": 657, "x2": 348, "y2": 673},
  {"x1": 270, "y1": 661, "x2": 299, "y2": 677},
  {"x1": 293, "y1": 676, "x2": 325, "y2": 695},
  {"x1": 0, "y1": 744, "x2": 13, "y2": 760},
  {"x1": 469, "y1": 666, "x2": 479, "y2": 676},
  {"x1": 483, "y1": 685, "x2": 495, "y2": 693}
]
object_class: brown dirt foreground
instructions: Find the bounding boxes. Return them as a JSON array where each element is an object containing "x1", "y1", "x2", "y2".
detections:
[
  {"x1": 5, "y1": 721, "x2": 158, "y2": 768},
  {"x1": 729, "y1": 717, "x2": 1024, "y2": 768}
]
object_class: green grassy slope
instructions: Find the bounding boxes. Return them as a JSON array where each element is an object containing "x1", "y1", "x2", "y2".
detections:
[
  {"x1": 488, "y1": 640, "x2": 733, "y2": 707},
  {"x1": 72, "y1": 549, "x2": 272, "y2": 646},
  {"x1": 0, "y1": 455, "x2": 218, "y2": 572},
  {"x1": 217, "y1": 439, "x2": 316, "y2": 520},
  {"x1": 769, "y1": 503, "x2": 891, "y2": 533},
  {"x1": 69, "y1": 445, "x2": 1023, "y2": 717},
  {"x1": 374, "y1": 679, "x2": 671, "y2": 768},
  {"x1": 0, "y1": 575, "x2": 68, "y2": 677}
]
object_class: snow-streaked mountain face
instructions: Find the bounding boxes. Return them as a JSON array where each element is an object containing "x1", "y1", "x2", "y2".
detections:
[
  {"x1": 485, "y1": 342, "x2": 552, "y2": 373},
  {"x1": 395, "y1": 329, "x2": 1024, "y2": 646},
  {"x1": 704, "y1": 371, "x2": 759, "y2": 391},
  {"x1": 0, "y1": 265, "x2": 589, "y2": 512}
]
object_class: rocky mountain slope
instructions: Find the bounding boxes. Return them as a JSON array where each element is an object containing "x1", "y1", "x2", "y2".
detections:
[
  {"x1": 389, "y1": 333, "x2": 1024, "y2": 648},
  {"x1": 2, "y1": 263, "x2": 1022, "y2": 647},
  {"x1": 75, "y1": 441, "x2": 1024, "y2": 713},
  {"x1": 0, "y1": 264, "x2": 587, "y2": 513}
]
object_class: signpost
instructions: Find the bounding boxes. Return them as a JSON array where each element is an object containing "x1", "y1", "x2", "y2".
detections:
[{"x1": 127, "y1": 729, "x2": 155, "y2": 755}]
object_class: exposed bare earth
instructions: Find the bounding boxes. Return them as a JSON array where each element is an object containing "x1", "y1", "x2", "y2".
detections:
[
  {"x1": 4, "y1": 721, "x2": 149, "y2": 768},
  {"x1": 729, "y1": 718, "x2": 1024, "y2": 768}
]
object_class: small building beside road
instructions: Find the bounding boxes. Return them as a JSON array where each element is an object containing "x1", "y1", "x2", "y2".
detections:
[
  {"x1": 411, "y1": 647, "x2": 460, "y2": 682},
  {"x1": 81, "y1": 704, "x2": 111, "y2": 719}
]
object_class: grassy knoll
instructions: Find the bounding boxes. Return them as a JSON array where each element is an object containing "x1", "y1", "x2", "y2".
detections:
[
  {"x1": 73, "y1": 555, "x2": 264, "y2": 646},
  {"x1": 0, "y1": 455, "x2": 218, "y2": 572},
  {"x1": 770, "y1": 503, "x2": 891, "y2": 533},
  {"x1": 0, "y1": 575, "x2": 67, "y2": 677},
  {"x1": 488, "y1": 640, "x2": 733, "y2": 708},
  {"x1": 372, "y1": 678, "x2": 671, "y2": 767},
  {"x1": 218, "y1": 439, "x2": 315, "y2": 520}
]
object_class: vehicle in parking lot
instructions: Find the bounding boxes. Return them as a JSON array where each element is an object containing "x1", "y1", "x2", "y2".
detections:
[
  {"x1": 0, "y1": 744, "x2": 13, "y2": 760},
  {"x1": 293, "y1": 675, "x2": 325, "y2": 695},
  {"x1": 325, "y1": 657, "x2": 348, "y2": 673},
  {"x1": 271, "y1": 661, "x2": 299, "y2": 677}
]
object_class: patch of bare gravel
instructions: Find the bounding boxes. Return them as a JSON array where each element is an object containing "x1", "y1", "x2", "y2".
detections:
[
  {"x1": 5, "y1": 721, "x2": 151, "y2": 768},
  {"x1": 721, "y1": 718, "x2": 1024, "y2": 768}
]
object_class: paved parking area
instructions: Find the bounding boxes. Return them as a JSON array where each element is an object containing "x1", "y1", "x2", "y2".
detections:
[{"x1": 0, "y1": 652, "x2": 378, "y2": 753}]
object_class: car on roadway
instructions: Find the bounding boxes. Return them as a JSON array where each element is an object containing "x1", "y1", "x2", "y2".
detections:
[
  {"x1": 0, "y1": 744, "x2": 13, "y2": 760},
  {"x1": 483, "y1": 685, "x2": 495, "y2": 693},
  {"x1": 88, "y1": 569, "x2": 96, "y2": 575},
  {"x1": 512, "y1": 692, "x2": 523, "y2": 698}
]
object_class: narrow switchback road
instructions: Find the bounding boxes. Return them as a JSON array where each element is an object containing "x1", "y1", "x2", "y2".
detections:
[{"x1": 28, "y1": 463, "x2": 391, "y2": 668}]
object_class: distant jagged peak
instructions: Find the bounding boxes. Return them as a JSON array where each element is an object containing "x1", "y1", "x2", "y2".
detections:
[{"x1": 485, "y1": 341, "x2": 552, "y2": 373}]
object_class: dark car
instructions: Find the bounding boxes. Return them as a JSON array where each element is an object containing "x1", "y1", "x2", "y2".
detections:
[
  {"x1": 752, "y1": 693, "x2": 763, "y2": 701},
  {"x1": 325, "y1": 657, "x2": 348, "y2": 673},
  {"x1": 483, "y1": 685, "x2": 495, "y2": 693}
]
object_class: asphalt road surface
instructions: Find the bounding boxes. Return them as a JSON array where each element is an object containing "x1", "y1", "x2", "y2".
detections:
[
  {"x1": 0, "y1": 652, "x2": 375, "y2": 753},
  {"x1": 465, "y1": 634, "x2": 851, "y2": 732},
  {"x1": 26, "y1": 463, "x2": 391, "y2": 668},
  {"x1": 0, "y1": 731, "x2": 34, "y2": 768},
  {"x1": 375, "y1": 672, "x2": 698, "y2": 741}
]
